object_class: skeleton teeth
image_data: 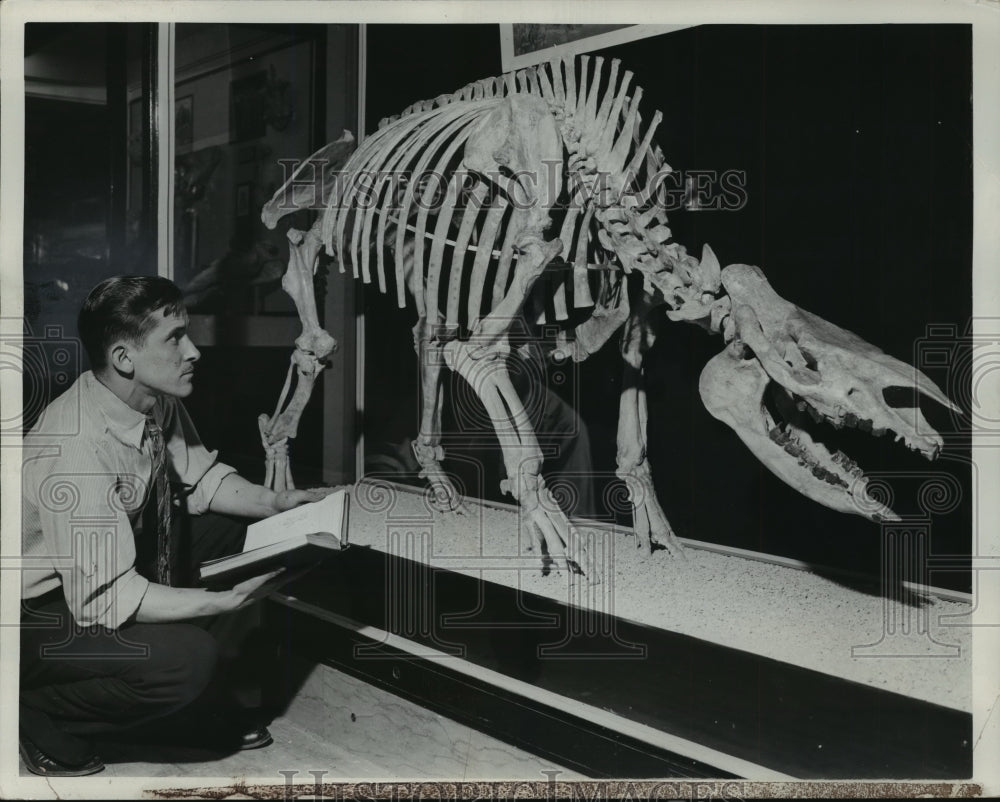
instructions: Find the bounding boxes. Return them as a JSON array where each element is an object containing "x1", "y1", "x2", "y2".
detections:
[
  {"x1": 827, "y1": 449, "x2": 865, "y2": 480},
  {"x1": 807, "y1": 405, "x2": 823, "y2": 423},
  {"x1": 811, "y1": 465, "x2": 849, "y2": 488},
  {"x1": 844, "y1": 413, "x2": 859, "y2": 428},
  {"x1": 770, "y1": 421, "x2": 866, "y2": 487},
  {"x1": 769, "y1": 427, "x2": 790, "y2": 446},
  {"x1": 858, "y1": 418, "x2": 873, "y2": 433}
]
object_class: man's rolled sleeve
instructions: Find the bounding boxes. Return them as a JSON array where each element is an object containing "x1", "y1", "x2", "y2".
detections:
[
  {"x1": 161, "y1": 397, "x2": 237, "y2": 514},
  {"x1": 186, "y1": 461, "x2": 237, "y2": 514}
]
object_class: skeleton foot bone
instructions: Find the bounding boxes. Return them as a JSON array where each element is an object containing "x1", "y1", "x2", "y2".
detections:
[
  {"x1": 411, "y1": 437, "x2": 470, "y2": 514},
  {"x1": 617, "y1": 458, "x2": 685, "y2": 557},
  {"x1": 511, "y1": 471, "x2": 596, "y2": 582}
]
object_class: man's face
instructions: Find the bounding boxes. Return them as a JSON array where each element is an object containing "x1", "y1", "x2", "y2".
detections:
[{"x1": 128, "y1": 308, "x2": 200, "y2": 398}]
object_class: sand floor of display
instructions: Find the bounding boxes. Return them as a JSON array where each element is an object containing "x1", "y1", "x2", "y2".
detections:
[{"x1": 345, "y1": 480, "x2": 972, "y2": 713}]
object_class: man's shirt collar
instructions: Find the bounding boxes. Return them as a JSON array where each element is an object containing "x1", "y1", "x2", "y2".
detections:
[{"x1": 84, "y1": 371, "x2": 150, "y2": 450}]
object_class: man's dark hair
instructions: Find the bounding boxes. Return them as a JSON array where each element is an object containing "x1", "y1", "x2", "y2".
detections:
[{"x1": 78, "y1": 276, "x2": 185, "y2": 370}]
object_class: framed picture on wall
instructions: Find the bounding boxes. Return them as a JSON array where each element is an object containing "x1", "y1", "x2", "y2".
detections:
[
  {"x1": 499, "y1": 23, "x2": 692, "y2": 71},
  {"x1": 172, "y1": 27, "x2": 324, "y2": 301}
]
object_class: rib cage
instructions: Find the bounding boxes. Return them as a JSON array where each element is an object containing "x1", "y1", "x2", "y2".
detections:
[{"x1": 320, "y1": 55, "x2": 672, "y2": 338}]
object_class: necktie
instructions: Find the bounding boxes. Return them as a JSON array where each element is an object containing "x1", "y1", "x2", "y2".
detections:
[{"x1": 145, "y1": 415, "x2": 173, "y2": 586}]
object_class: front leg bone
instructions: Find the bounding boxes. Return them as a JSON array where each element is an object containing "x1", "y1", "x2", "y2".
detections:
[
  {"x1": 258, "y1": 413, "x2": 291, "y2": 491},
  {"x1": 260, "y1": 223, "x2": 338, "y2": 489},
  {"x1": 281, "y1": 224, "x2": 338, "y2": 368}
]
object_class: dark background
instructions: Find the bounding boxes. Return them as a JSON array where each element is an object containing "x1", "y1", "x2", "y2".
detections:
[{"x1": 362, "y1": 24, "x2": 973, "y2": 591}]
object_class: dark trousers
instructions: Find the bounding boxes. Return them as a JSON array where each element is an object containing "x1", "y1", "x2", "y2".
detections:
[{"x1": 20, "y1": 511, "x2": 269, "y2": 763}]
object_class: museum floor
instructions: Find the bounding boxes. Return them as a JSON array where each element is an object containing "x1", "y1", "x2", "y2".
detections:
[{"x1": 18, "y1": 654, "x2": 582, "y2": 783}]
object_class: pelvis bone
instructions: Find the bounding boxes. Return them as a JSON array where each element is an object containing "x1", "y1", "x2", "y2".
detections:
[{"x1": 699, "y1": 264, "x2": 960, "y2": 521}]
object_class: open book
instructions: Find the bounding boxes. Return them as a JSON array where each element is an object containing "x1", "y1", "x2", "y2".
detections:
[{"x1": 198, "y1": 487, "x2": 350, "y2": 587}]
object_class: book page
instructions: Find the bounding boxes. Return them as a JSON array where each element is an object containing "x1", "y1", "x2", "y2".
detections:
[{"x1": 243, "y1": 488, "x2": 348, "y2": 553}]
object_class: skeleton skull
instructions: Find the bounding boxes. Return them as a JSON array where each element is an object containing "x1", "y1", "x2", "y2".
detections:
[{"x1": 699, "y1": 264, "x2": 960, "y2": 522}]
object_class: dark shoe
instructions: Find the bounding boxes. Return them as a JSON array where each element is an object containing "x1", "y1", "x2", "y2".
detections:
[
  {"x1": 19, "y1": 737, "x2": 104, "y2": 777},
  {"x1": 238, "y1": 724, "x2": 273, "y2": 750},
  {"x1": 206, "y1": 711, "x2": 273, "y2": 750}
]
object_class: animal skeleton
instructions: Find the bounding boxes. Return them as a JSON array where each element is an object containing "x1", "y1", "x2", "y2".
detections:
[{"x1": 259, "y1": 56, "x2": 959, "y2": 581}]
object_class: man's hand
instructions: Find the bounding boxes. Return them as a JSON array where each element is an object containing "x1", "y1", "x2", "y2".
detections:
[
  {"x1": 136, "y1": 567, "x2": 313, "y2": 623},
  {"x1": 135, "y1": 572, "x2": 285, "y2": 623},
  {"x1": 210, "y1": 474, "x2": 344, "y2": 519},
  {"x1": 273, "y1": 485, "x2": 342, "y2": 514},
  {"x1": 229, "y1": 567, "x2": 301, "y2": 609}
]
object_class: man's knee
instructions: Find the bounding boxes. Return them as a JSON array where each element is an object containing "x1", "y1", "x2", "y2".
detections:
[{"x1": 126, "y1": 624, "x2": 219, "y2": 711}]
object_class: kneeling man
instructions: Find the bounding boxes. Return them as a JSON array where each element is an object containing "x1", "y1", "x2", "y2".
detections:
[{"x1": 20, "y1": 276, "x2": 331, "y2": 776}]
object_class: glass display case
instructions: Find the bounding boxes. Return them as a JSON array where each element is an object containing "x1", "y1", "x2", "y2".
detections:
[{"x1": 22, "y1": 23, "x2": 157, "y2": 428}]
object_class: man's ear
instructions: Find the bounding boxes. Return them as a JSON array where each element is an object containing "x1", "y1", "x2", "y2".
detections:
[{"x1": 108, "y1": 341, "x2": 134, "y2": 378}]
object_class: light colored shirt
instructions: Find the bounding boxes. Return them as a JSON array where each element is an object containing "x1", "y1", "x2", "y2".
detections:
[{"x1": 21, "y1": 371, "x2": 236, "y2": 629}]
